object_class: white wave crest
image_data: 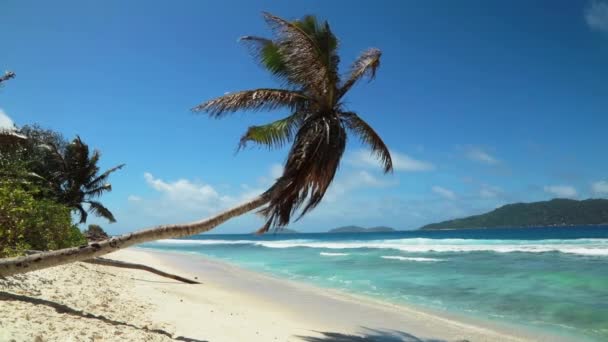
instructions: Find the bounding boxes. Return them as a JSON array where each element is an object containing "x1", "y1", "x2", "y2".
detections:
[
  {"x1": 381, "y1": 256, "x2": 444, "y2": 262},
  {"x1": 320, "y1": 252, "x2": 350, "y2": 257},
  {"x1": 153, "y1": 238, "x2": 608, "y2": 256}
]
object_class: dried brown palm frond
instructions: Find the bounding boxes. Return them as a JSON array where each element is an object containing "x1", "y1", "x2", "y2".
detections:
[
  {"x1": 257, "y1": 115, "x2": 346, "y2": 233},
  {"x1": 339, "y1": 48, "x2": 381, "y2": 99},
  {"x1": 192, "y1": 88, "x2": 309, "y2": 117}
]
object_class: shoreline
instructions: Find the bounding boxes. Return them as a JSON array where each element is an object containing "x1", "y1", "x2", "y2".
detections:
[
  {"x1": 121, "y1": 247, "x2": 568, "y2": 341},
  {"x1": 0, "y1": 247, "x2": 577, "y2": 341}
]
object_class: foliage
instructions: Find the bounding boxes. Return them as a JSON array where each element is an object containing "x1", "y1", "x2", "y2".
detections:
[
  {"x1": 420, "y1": 199, "x2": 608, "y2": 230},
  {"x1": 0, "y1": 179, "x2": 86, "y2": 257},
  {"x1": 194, "y1": 13, "x2": 391, "y2": 232},
  {"x1": 83, "y1": 224, "x2": 110, "y2": 241},
  {"x1": 1, "y1": 125, "x2": 124, "y2": 223}
]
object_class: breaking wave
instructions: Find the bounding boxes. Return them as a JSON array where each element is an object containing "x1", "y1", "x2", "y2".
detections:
[{"x1": 155, "y1": 238, "x2": 608, "y2": 256}]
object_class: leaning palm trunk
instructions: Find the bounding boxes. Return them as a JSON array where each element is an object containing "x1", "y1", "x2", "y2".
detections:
[{"x1": 0, "y1": 195, "x2": 269, "y2": 277}]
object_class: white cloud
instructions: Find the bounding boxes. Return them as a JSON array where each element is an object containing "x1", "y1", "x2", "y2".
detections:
[
  {"x1": 324, "y1": 170, "x2": 393, "y2": 202},
  {"x1": 544, "y1": 185, "x2": 578, "y2": 198},
  {"x1": 592, "y1": 180, "x2": 608, "y2": 195},
  {"x1": 143, "y1": 172, "x2": 233, "y2": 212},
  {"x1": 585, "y1": 0, "x2": 608, "y2": 33},
  {"x1": 432, "y1": 186, "x2": 456, "y2": 200},
  {"x1": 465, "y1": 146, "x2": 499, "y2": 165},
  {"x1": 348, "y1": 149, "x2": 434, "y2": 172},
  {"x1": 0, "y1": 108, "x2": 15, "y2": 130},
  {"x1": 127, "y1": 195, "x2": 142, "y2": 202},
  {"x1": 479, "y1": 185, "x2": 502, "y2": 199}
]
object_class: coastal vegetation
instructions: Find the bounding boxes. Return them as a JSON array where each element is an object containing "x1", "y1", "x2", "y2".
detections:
[
  {"x1": 0, "y1": 12, "x2": 392, "y2": 277},
  {"x1": 420, "y1": 198, "x2": 608, "y2": 230},
  {"x1": 0, "y1": 123, "x2": 122, "y2": 257},
  {"x1": 0, "y1": 178, "x2": 86, "y2": 257}
]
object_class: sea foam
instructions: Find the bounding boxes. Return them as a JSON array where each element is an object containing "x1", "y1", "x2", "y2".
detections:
[
  {"x1": 320, "y1": 252, "x2": 350, "y2": 256},
  {"x1": 381, "y1": 256, "x2": 444, "y2": 262},
  {"x1": 154, "y1": 238, "x2": 608, "y2": 256}
]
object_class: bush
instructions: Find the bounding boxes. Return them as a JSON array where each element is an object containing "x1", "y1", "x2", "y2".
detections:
[
  {"x1": 0, "y1": 181, "x2": 87, "y2": 257},
  {"x1": 83, "y1": 224, "x2": 110, "y2": 241}
]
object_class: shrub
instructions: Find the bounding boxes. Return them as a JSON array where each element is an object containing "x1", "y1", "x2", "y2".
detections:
[
  {"x1": 0, "y1": 181, "x2": 87, "y2": 257},
  {"x1": 83, "y1": 224, "x2": 110, "y2": 241}
]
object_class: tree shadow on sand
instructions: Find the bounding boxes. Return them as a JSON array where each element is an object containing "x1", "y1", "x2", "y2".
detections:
[
  {"x1": 297, "y1": 327, "x2": 468, "y2": 342},
  {"x1": 0, "y1": 291, "x2": 206, "y2": 342}
]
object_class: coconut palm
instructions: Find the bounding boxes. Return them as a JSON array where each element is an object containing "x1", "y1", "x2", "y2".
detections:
[
  {"x1": 0, "y1": 13, "x2": 391, "y2": 276},
  {"x1": 193, "y1": 13, "x2": 392, "y2": 232},
  {"x1": 46, "y1": 136, "x2": 124, "y2": 223}
]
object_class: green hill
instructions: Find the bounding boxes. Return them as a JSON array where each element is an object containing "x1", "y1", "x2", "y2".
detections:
[{"x1": 420, "y1": 198, "x2": 608, "y2": 230}]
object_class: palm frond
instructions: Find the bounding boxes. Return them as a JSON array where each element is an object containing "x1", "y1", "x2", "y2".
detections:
[
  {"x1": 339, "y1": 48, "x2": 381, "y2": 99},
  {"x1": 341, "y1": 112, "x2": 392, "y2": 173},
  {"x1": 192, "y1": 89, "x2": 308, "y2": 117},
  {"x1": 75, "y1": 205, "x2": 88, "y2": 224},
  {"x1": 257, "y1": 115, "x2": 346, "y2": 233},
  {"x1": 84, "y1": 184, "x2": 112, "y2": 198},
  {"x1": 238, "y1": 113, "x2": 304, "y2": 150},
  {"x1": 294, "y1": 16, "x2": 340, "y2": 91},
  {"x1": 262, "y1": 12, "x2": 338, "y2": 99},
  {"x1": 86, "y1": 163, "x2": 125, "y2": 189},
  {"x1": 87, "y1": 201, "x2": 116, "y2": 223},
  {"x1": 240, "y1": 36, "x2": 292, "y2": 84}
]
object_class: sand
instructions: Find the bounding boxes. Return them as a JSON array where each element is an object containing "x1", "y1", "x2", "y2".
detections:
[{"x1": 0, "y1": 248, "x2": 562, "y2": 341}]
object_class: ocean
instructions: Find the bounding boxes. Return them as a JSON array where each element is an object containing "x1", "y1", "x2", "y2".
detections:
[{"x1": 140, "y1": 226, "x2": 608, "y2": 341}]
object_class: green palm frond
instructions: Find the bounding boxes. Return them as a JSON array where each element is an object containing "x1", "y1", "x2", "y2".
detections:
[
  {"x1": 192, "y1": 88, "x2": 308, "y2": 117},
  {"x1": 239, "y1": 113, "x2": 304, "y2": 150},
  {"x1": 341, "y1": 112, "x2": 392, "y2": 173},
  {"x1": 262, "y1": 12, "x2": 338, "y2": 99},
  {"x1": 240, "y1": 36, "x2": 291, "y2": 84},
  {"x1": 339, "y1": 48, "x2": 381, "y2": 99}
]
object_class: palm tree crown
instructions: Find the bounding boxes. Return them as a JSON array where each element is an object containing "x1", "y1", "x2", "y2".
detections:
[
  {"x1": 46, "y1": 136, "x2": 124, "y2": 223},
  {"x1": 193, "y1": 13, "x2": 392, "y2": 233}
]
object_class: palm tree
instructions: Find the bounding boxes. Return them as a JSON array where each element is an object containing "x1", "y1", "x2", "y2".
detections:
[
  {"x1": 194, "y1": 13, "x2": 392, "y2": 232},
  {"x1": 0, "y1": 13, "x2": 391, "y2": 277},
  {"x1": 46, "y1": 136, "x2": 124, "y2": 223}
]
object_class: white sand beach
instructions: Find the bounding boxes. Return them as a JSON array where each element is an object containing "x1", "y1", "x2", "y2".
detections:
[{"x1": 0, "y1": 248, "x2": 566, "y2": 342}]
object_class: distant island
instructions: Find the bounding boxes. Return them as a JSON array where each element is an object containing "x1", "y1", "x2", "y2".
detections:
[
  {"x1": 277, "y1": 228, "x2": 299, "y2": 234},
  {"x1": 328, "y1": 225, "x2": 397, "y2": 233},
  {"x1": 420, "y1": 198, "x2": 608, "y2": 230}
]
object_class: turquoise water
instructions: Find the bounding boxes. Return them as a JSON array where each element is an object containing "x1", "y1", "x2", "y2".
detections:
[{"x1": 140, "y1": 226, "x2": 608, "y2": 341}]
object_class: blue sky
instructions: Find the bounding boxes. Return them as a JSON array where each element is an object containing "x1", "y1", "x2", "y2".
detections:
[{"x1": 1, "y1": 0, "x2": 607, "y2": 234}]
